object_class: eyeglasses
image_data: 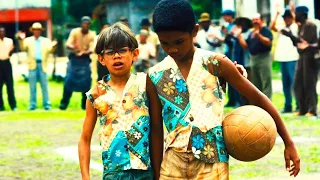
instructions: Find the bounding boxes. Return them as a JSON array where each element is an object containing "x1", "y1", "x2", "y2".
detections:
[{"x1": 101, "y1": 47, "x2": 134, "y2": 57}]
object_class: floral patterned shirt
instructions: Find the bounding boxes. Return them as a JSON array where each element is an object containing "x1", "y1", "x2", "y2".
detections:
[
  {"x1": 149, "y1": 48, "x2": 229, "y2": 163},
  {"x1": 86, "y1": 73, "x2": 151, "y2": 172}
]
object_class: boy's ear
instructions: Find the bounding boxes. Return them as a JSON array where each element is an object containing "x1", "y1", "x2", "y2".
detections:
[
  {"x1": 98, "y1": 55, "x2": 106, "y2": 65},
  {"x1": 192, "y1": 24, "x2": 200, "y2": 38},
  {"x1": 132, "y1": 48, "x2": 139, "y2": 62}
]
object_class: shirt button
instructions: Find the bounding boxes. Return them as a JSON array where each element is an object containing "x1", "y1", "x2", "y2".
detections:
[
  {"x1": 122, "y1": 100, "x2": 126, "y2": 103},
  {"x1": 189, "y1": 116, "x2": 194, "y2": 122}
]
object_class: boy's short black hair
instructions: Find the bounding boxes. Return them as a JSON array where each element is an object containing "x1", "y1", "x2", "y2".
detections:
[
  {"x1": 95, "y1": 22, "x2": 138, "y2": 54},
  {"x1": 153, "y1": 0, "x2": 196, "y2": 33}
]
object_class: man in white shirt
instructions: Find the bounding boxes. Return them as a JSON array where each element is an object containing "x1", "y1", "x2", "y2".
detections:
[
  {"x1": 195, "y1": 12, "x2": 224, "y2": 53},
  {"x1": 136, "y1": 18, "x2": 161, "y2": 61},
  {"x1": 0, "y1": 26, "x2": 16, "y2": 111},
  {"x1": 135, "y1": 29, "x2": 156, "y2": 72},
  {"x1": 270, "y1": 8, "x2": 299, "y2": 113}
]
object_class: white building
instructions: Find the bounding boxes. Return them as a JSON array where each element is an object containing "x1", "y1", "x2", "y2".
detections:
[{"x1": 222, "y1": 0, "x2": 318, "y2": 23}]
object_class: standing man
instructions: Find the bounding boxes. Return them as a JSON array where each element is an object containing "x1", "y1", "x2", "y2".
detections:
[
  {"x1": 195, "y1": 12, "x2": 224, "y2": 53},
  {"x1": 135, "y1": 29, "x2": 156, "y2": 72},
  {"x1": 19, "y1": 22, "x2": 57, "y2": 110},
  {"x1": 59, "y1": 16, "x2": 96, "y2": 110},
  {"x1": 136, "y1": 18, "x2": 160, "y2": 61},
  {"x1": 270, "y1": 8, "x2": 299, "y2": 113},
  {"x1": 228, "y1": 18, "x2": 253, "y2": 105},
  {"x1": 222, "y1": 9, "x2": 236, "y2": 58},
  {"x1": 119, "y1": 17, "x2": 130, "y2": 27},
  {"x1": 288, "y1": 6, "x2": 319, "y2": 117},
  {"x1": 0, "y1": 26, "x2": 16, "y2": 111},
  {"x1": 238, "y1": 13, "x2": 273, "y2": 99},
  {"x1": 222, "y1": 9, "x2": 242, "y2": 107}
]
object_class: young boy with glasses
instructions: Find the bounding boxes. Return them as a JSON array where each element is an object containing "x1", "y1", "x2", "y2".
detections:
[{"x1": 78, "y1": 22, "x2": 163, "y2": 179}]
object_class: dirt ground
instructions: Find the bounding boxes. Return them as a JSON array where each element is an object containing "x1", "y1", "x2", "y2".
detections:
[{"x1": 0, "y1": 119, "x2": 102, "y2": 180}]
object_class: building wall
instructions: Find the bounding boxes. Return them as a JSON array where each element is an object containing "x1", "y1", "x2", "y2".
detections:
[
  {"x1": 236, "y1": 0, "x2": 316, "y2": 21},
  {"x1": 106, "y1": 0, "x2": 130, "y2": 26},
  {"x1": 0, "y1": 0, "x2": 51, "y2": 10}
]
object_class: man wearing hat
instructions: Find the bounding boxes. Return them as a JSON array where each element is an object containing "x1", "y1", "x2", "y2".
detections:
[
  {"x1": 59, "y1": 16, "x2": 96, "y2": 110},
  {"x1": 119, "y1": 16, "x2": 129, "y2": 27},
  {"x1": 270, "y1": 7, "x2": 299, "y2": 113},
  {"x1": 226, "y1": 17, "x2": 253, "y2": 105},
  {"x1": 195, "y1": 12, "x2": 224, "y2": 53},
  {"x1": 136, "y1": 18, "x2": 160, "y2": 61},
  {"x1": 0, "y1": 26, "x2": 16, "y2": 111},
  {"x1": 18, "y1": 22, "x2": 57, "y2": 110},
  {"x1": 287, "y1": 6, "x2": 319, "y2": 117},
  {"x1": 221, "y1": 9, "x2": 243, "y2": 108},
  {"x1": 135, "y1": 29, "x2": 156, "y2": 72}
]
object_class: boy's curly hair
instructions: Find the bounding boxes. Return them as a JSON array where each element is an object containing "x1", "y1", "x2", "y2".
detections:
[{"x1": 153, "y1": 0, "x2": 196, "y2": 33}]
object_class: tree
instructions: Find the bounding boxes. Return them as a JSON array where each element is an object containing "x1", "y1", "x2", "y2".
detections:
[
  {"x1": 52, "y1": 0, "x2": 68, "y2": 25},
  {"x1": 190, "y1": 0, "x2": 213, "y2": 19},
  {"x1": 66, "y1": 0, "x2": 101, "y2": 22},
  {"x1": 190, "y1": 0, "x2": 222, "y2": 20}
]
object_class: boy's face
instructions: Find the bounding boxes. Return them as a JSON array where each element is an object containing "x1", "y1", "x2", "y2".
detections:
[
  {"x1": 157, "y1": 25, "x2": 199, "y2": 61},
  {"x1": 98, "y1": 47, "x2": 139, "y2": 76}
]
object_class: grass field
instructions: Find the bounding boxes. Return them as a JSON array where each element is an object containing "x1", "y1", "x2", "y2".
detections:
[{"x1": 1, "y1": 77, "x2": 320, "y2": 180}]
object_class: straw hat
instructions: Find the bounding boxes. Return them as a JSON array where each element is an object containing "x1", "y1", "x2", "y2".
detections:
[
  {"x1": 29, "y1": 22, "x2": 45, "y2": 32},
  {"x1": 199, "y1": 12, "x2": 211, "y2": 22}
]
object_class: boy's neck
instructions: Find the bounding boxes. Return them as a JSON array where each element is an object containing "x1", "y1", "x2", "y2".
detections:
[
  {"x1": 109, "y1": 73, "x2": 131, "y2": 88},
  {"x1": 174, "y1": 46, "x2": 196, "y2": 80}
]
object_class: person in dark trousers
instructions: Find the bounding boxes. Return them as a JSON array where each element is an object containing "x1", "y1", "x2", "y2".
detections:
[
  {"x1": 238, "y1": 13, "x2": 273, "y2": 99},
  {"x1": 59, "y1": 16, "x2": 96, "y2": 110},
  {"x1": 226, "y1": 17, "x2": 252, "y2": 105},
  {"x1": 270, "y1": 7, "x2": 299, "y2": 113},
  {"x1": 0, "y1": 26, "x2": 16, "y2": 111},
  {"x1": 222, "y1": 10, "x2": 242, "y2": 108},
  {"x1": 284, "y1": 6, "x2": 319, "y2": 117}
]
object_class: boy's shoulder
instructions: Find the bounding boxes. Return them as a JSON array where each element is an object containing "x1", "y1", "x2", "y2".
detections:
[
  {"x1": 194, "y1": 48, "x2": 217, "y2": 63},
  {"x1": 149, "y1": 48, "x2": 216, "y2": 74},
  {"x1": 148, "y1": 55, "x2": 172, "y2": 74},
  {"x1": 87, "y1": 73, "x2": 147, "y2": 101}
]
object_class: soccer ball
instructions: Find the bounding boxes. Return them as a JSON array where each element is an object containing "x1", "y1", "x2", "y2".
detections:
[{"x1": 222, "y1": 105, "x2": 277, "y2": 161}]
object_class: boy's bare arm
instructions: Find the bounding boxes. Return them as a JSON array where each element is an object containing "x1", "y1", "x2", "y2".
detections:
[
  {"x1": 146, "y1": 75, "x2": 164, "y2": 180},
  {"x1": 78, "y1": 99, "x2": 98, "y2": 180},
  {"x1": 215, "y1": 54, "x2": 300, "y2": 177}
]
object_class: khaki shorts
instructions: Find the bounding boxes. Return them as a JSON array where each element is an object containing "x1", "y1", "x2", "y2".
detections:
[{"x1": 160, "y1": 148, "x2": 229, "y2": 180}]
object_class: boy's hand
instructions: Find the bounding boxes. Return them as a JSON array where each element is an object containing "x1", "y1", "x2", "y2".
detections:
[{"x1": 284, "y1": 144, "x2": 300, "y2": 177}]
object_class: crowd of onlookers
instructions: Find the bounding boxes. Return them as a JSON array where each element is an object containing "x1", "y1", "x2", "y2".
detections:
[
  {"x1": 193, "y1": 3, "x2": 320, "y2": 118},
  {"x1": 0, "y1": 2, "x2": 319, "y2": 117}
]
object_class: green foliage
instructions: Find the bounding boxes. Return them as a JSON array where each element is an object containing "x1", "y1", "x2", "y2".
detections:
[
  {"x1": 190, "y1": 0, "x2": 222, "y2": 20},
  {"x1": 190, "y1": 0, "x2": 213, "y2": 19},
  {"x1": 66, "y1": 0, "x2": 101, "y2": 22},
  {"x1": 52, "y1": 0, "x2": 65, "y2": 25}
]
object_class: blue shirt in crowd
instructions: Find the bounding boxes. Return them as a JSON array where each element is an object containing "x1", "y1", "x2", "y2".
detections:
[
  {"x1": 34, "y1": 38, "x2": 42, "y2": 61},
  {"x1": 246, "y1": 26, "x2": 273, "y2": 55}
]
